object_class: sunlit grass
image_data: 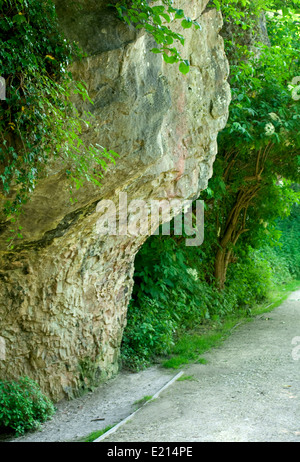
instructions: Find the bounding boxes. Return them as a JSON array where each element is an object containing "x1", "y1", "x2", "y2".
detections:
[
  {"x1": 78, "y1": 425, "x2": 113, "y2": 442},
  {"x1": 162, "y1": 320, "x2": 236, "y2": 369},
  {"x1": 255, "y1": 279, "x2": 300, "y2": 315},
  {"x1": 177, "y1": 374, "x2": 196, "y2": 382},
  {"x1": 133, "y1": 395, "x2": 153, "y2": 407}
]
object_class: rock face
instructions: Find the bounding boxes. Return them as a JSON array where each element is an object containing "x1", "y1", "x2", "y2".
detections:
[{"x1": 0, "y1": 0, "x2": 230, "y2": 401}]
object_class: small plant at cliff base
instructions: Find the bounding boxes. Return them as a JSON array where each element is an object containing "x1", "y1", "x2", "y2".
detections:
[
  {"x1": 0, "y1": 0, "x2": 118, "y2": 231},
  {"x1": 114, "y1": 0, "x2": 201, "y2": 74},
  {"x1": 0, "y1": 376, "x2": 55, "y2": 435},
  {"x1": 79, "y1": 425, "x2": 114, "y2": 442}
]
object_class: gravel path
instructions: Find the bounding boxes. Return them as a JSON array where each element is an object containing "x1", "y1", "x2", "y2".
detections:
[{"x1": 9, "y1": 289, "x2": 300, "y2": 443}]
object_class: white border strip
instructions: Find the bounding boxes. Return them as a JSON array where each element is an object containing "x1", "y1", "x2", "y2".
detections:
[{"x1": 94, "y1": 371, "x2": 184, "y2": 442}]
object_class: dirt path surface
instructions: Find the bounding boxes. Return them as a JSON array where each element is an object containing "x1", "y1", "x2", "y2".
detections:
[{"x1": 10, "y1": 290, "x2": 300, "y2": 443}]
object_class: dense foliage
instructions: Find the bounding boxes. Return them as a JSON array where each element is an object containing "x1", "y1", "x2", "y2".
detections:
[
  {"x1": 202, "y1": 2, "x2": 300, "y2": 288},
  {"x1": 0, "y1": 376, "x2": 55, "y2": 435},
  {"x1": 122, "y1": 218, "x2": 296, "y2": 369},
  {"x1": 274, "y1": 193, "x2": 300, "y2": 279}
]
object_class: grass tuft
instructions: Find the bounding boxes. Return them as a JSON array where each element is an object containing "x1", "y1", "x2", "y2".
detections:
[
  {"x1": 133, "y1": 395, "x2": 153, "y2": 407},
  {"x1": 78, "y1": 425, "x2": 113, "y2": 442},
  {"x1": 177, "y1": 374, "x2": 196, "y2": 382}
]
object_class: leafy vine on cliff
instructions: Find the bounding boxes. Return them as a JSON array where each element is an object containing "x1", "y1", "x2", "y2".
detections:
[{"x1": 0, "y1": 0, "x2": 118, "y2": 225}]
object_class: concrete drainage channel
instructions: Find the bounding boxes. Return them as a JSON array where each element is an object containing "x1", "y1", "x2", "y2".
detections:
[{"x1": 94, "y1": 371, "x2": 184, "y2": 442}]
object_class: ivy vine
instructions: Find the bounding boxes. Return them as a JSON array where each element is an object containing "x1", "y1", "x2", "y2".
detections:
[{"x1": 0, "y1": 0, "x2": 118, "y2": 223}]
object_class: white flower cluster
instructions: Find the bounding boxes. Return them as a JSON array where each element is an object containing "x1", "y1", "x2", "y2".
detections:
[
  {"x1": 186, "y1": 267, "x2": 199, "y2": 281},
  {"x1": 264, "y1": 122, "x2": 275, "y2": 136},
  {"x1": 269, "y1": 112, "x2": 281, "y2": 122}
]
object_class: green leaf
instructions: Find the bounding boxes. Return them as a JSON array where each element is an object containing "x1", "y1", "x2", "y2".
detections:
[
  {"x1": 181, "y1": 18, "x2": 193, "y2": 29},
  {"x1": 152, "y1": 5, "x2": 165, "y2": 14},
  {"x1": 160, "y1": 13, "x2": 171, "y2": 23},
  {"x1": 179, "y1": 60, "x2": 190, "y2": 74},
  {"x1": 138, "y1": 12, "x2": 148, "y2": 21},
  {"x1": 282, "y1": 7, "x2": 289, "y2": 16},
  {"x1": 163, "y1": 53, "x2": 177, "y2": 64},
  {"x1": 13, "y1": 14, "x2": 26, "y2": 24},
  {"x1": 169, "y1": 30, "x2": 178, "y2": 43},
  {"x1": 175, "y1": 9, "x2": 184, "y2": 19},
  {"x1": 151, "y1": 48, "x2": 161, "y2": 54}
]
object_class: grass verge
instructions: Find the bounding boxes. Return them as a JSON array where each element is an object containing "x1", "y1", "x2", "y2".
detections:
[
  {"x1": 133, "y1": 395, "x2": 153, "y2": 408},
  {"x1": 162, "y1": 280, "x2": 300, "y2": 370},
  {"x1": 176, "y1": 374, "x2": 197, "y2": 382},
  {"x1": 78, "y1": 425, "x2": 114, "y2": 442}
]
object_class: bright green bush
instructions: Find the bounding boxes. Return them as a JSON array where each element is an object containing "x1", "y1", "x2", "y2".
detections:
[
  {"x1": 122, "y1": 297, "x2": 177, "y2": 370},
  {"x1": 226, "y1": 250, "x2": 274, "y2": 306},
  {"x1": 121, "y1": 234, "x2": 240, "y2": 370},
  {"x1": 275, "y1": 201, "x2": 300, "y2": 279},
  {"x1": 259, "y1": 246, "x2": 293, "y2": 285},
  {"x1": 0, "y1": 376, "x2": 55, "y2": 435}
]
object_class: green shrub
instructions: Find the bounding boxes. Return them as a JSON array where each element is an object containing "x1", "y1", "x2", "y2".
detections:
[
  {"x1": 275, "y1": 202, "x2": 300, "y2": 279},
  {"x1": 121, "y1": 235, "x2": 239, "y2": 370},
  {"x1": 121, "y1": 297, "x2": 177, "y2": 370},
  {"x1": 259, "y1": 246, "x2": 293, "y2": 285},
  {"x1": 0, "y1": 376, "x2": 55, "y2": 435},
  {"x1": 226, "y1": 249, "x2": 274, "y2": 306}
]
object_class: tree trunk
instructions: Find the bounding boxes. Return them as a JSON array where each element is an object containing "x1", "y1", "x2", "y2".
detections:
[
  {"x1": 213, "y1": 143, "x2": 273, "y2": 289},
  {"x1": 214, "y1": 248, "x2": 227, "y2": 290}
]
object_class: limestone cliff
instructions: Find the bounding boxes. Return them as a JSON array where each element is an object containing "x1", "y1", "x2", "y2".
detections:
[{"x1": 0, "y1": 0, "x2": 230, "y2": 400}]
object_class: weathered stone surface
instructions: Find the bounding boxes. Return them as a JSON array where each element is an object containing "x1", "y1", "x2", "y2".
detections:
[{"x1": 0, "y1": 0, "x2": 230, "y2": 400}]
